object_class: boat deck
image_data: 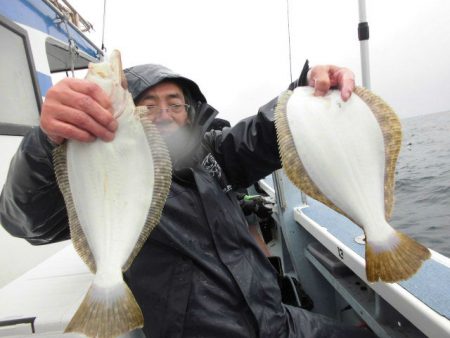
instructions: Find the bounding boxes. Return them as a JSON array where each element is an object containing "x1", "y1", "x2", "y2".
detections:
[{"x1": 297, "y1": 198, "x2": 450, "y2": 337}]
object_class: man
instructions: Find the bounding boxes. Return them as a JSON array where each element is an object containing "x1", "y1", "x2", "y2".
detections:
[{"x1": 0, "y1": 61, "x2": 371, "y2": 337}]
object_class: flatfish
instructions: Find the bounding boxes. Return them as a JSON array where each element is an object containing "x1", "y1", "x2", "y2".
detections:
[
  {"x1": 53, "y1": 50, "x2": 172, "y2": 337},
  {"x1": 274, "y1": 86, "x2": 430, "y2": 283}
]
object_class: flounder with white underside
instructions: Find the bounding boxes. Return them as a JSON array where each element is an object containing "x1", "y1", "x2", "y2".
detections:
[
  {"x1": 53, "y1": 50, "x2": 172, "y2": 337},
  {"x1": 274, "y1": 86, "x2": 430, "y2": 283}
]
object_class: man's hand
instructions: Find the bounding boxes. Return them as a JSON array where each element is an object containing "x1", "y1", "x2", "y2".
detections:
[
  {"x1": 307, "y1": 65, "x2": 355, "y2": 101},
  {"x1": 40, "y1": 78, "x2": 117, "y2": 144}
]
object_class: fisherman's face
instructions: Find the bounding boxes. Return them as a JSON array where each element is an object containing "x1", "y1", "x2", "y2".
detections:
[{"x1": 136, "y1": 81, "x2": 189, "y2": 134}]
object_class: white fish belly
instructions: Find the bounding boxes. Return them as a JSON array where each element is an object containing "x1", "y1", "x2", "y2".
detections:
[
  {"x1": 67, "y1": 112, "x2": 154, "y2": 280},
  {"x1": 287, "y1": 87, "x2": 386, "y2": 229}
]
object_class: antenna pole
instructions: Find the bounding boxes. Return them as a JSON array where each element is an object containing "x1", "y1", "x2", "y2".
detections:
[{"x1": 358, "y1": 0, "x2": 371, "y2": 89}]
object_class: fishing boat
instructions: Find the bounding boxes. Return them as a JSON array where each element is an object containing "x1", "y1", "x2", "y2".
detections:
[{"x1": 0, "y1": 1, "x2": 449, "y2": 337}]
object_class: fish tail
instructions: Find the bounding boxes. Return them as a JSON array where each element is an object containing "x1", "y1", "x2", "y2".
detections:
[
  {"x1": 65, "y1": 281, "x2": 143, "y2": 338},
  {"x1": 365, "y1": 231, "x2": 431, "y2": 283}
]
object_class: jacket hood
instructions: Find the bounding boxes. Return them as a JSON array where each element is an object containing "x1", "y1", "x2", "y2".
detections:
[
  {"x1": 124, "y1": 64, "x2": 207, "y2": 103},
  {"x1": 124, "y1": 64, "x2": 217, "y2": 171}
]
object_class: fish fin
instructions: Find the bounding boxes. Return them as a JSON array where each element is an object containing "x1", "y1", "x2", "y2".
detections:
[
  {"x1": 354, "y1": 87, "x2": 402, "y2": 220},
  {"x1": 65, "y1": 282, "x2": 143, "y2": 338},
  {"x1": 365, "y1": 231, "x2": 431, "y2": 283},
  {"x1": 122, "y1": 115, "x2": 172, "y2": 271},
  {"x1": 274, "y1": 90, "x2": 354, "y2": 220},
  {"x1": 134, "y1": 105, "x2": 149, "y2": 119},
  {"x1": 53, "y1": 144, "x2": 96, "y2": 273}
]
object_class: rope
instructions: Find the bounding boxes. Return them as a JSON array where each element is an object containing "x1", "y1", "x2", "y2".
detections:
[
  {"x1": 286, "y1": 0, "x2": 293, "y2": 83},
  {"x1": 101, "y1": 0, "x2": 107, "y2": 52},
  {"x1": 61, "y1": 14, "x2": 77, "y2": 77}
]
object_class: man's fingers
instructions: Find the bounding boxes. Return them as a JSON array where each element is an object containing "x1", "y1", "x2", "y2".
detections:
[
  {"x1": 64, "y1": 81, "x2": 117, "y2": 132},
  {"x1": 41, "y1": 104, "x2": 115, "y2": 142},
  {"x1": 308, "y1": 66, "x2": 332, "y2": 96},
  {"x1": 309, "y1": 65, "x2": 355, "y2": 101},
  {"x1": 57, "y1": 106, "x2": 115, "y2": 142},
  {"x1": 40, "y1": 78, "x2": 118, "y2": 143},
  {"x1": 71, "y1": 92, "x2": 117, "y2": 132},
  {"x1": 46, "y1": 78, "x2": 117, "y2": 133},
  {"x1": 67, "y1": 79, "x2": 112, "y2": 110},
  {"x1": 45, "y1": 120, "x2": 97, "y2": 143},
  {"x1": 330, "y1": 66, "x2": 355, "y2": 101},
  {"x1": 340, "y1": 79, "x2": 355, "y2": 101}
]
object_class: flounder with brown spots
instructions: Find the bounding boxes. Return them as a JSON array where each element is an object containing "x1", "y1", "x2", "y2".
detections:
[
  {"x1": 274, "y1": 86, "x2": 430, "y2": 283},
  {"x1": 53, "y1": 50, "x2": 172, "y2": 337}
]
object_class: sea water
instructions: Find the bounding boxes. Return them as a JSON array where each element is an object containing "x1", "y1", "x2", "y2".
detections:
[{"x1": 391, "y1": 111, "x2": 450, "y2": 258}]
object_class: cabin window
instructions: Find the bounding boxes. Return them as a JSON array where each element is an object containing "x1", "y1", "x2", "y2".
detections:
[{"x1": 0, "y1": 16, "x2": 41, "y2": 135}]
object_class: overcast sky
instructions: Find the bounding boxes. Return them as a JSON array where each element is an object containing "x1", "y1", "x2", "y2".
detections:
[{"x1": 70, "y1": 0, "x2": 450, "y2": 124}]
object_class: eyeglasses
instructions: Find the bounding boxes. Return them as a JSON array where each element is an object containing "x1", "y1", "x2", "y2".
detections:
[{"x1": 144, "y1": 104, "x2": 190, "y2": 117}]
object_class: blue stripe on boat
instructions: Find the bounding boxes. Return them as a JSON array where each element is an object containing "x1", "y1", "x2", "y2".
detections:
[
  {"x1": 37, "y1": 71, "x2": 52, "y2": 97},
  {"x1": 0, "y1": 0, "x2": 100, "y2": 59}
]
